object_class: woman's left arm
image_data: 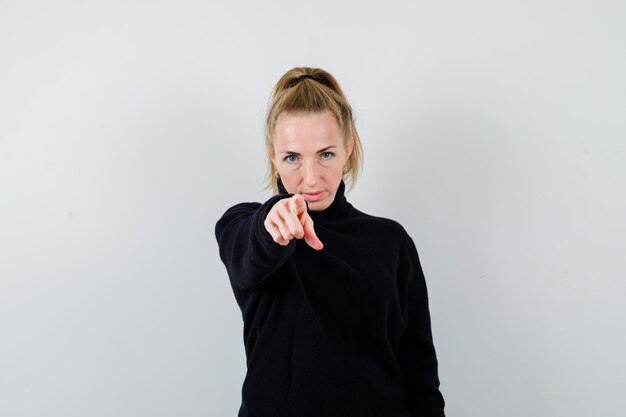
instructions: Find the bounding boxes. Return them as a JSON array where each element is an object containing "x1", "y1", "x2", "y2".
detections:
[{"x1": 397, "y1": 233, "x2": 446, "y2": 417}]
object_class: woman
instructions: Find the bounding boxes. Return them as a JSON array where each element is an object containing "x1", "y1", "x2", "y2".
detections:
[{"x1": 215, "y1": 67, "x2": 445, "y2": 417}]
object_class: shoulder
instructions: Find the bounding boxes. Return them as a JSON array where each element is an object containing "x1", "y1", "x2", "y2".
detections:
[
  {"x1": 215, "y1": 194, "x2": 293, "y2": 229},
  {"x1": 218, "y1": 193, "x2": 295, "y2": 219},
  {"x1": 216, "y1": 201, "x2": 262, "y2": 224},
  {"x1": 350, "y1": 207, "x2": 413, "y2": 242},
  {"x1": 214, "y1": 201, "x2": 260, "y2": 236},
  {"x1": 348, "y1": 208, "x2": 423, "y2": 273},
  {"x1": 220, "y1": 201, "x2": 262, "y2": 216}
]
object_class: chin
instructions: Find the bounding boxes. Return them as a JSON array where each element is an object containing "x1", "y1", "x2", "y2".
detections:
[{"x1": 309, "y1": 200, "x2": 330, "y2": 211}]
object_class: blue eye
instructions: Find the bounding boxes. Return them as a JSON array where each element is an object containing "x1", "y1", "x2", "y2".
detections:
[
  {"x1": 284, "y1": 155, "x2": 298, "y2": 164},
  {"x1": 321, "y1": 152, "x2": 334, "y2": 159}
]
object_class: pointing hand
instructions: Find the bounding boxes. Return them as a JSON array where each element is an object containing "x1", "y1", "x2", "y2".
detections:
[{"x1": 264, "y1": 194, "x2": 324, "y2": 250}]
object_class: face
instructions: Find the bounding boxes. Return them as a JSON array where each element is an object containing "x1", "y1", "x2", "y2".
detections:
[{"x1": 271, "y1": 110, "x2": 353, "y2": 211}]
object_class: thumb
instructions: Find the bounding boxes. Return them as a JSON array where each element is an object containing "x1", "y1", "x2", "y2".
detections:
[{"x1": 301, "y1": 212, "x2": 324, "y2": 250}]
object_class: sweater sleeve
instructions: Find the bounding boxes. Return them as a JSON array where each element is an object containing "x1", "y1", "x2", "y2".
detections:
[
  {"x1": 214, "y1": 193, "x2": 297, "y2": 290},
  {"x1": 398, "y1": 233, "x2": 446, "y2": 417}
]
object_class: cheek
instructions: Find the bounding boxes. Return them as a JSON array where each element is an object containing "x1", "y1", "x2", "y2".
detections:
[{"x1": 280, "y1": 173, "x2": 298, "y2": 187}]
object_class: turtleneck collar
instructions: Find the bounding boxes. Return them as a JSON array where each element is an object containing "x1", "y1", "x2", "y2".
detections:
[{"x1": 277, "y1": 177, "x2": 352, "y2": 220}]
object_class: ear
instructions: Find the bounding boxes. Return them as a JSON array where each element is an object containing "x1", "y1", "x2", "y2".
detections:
[
  {"x1": 267, "y1": 143, "x2": 278, "y2": 168},
  {"x1": 344, "y1": 137, "x2": 354, "y2": 159}
]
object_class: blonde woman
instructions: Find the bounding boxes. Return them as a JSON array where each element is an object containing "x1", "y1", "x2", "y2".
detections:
[{"x1": 215, "y1": 67, "x2": 445, "y2": 417}]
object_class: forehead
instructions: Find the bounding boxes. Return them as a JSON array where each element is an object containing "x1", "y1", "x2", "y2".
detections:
[{"x1": 273, "y1": 110, "x2": 343, "y2": 151}]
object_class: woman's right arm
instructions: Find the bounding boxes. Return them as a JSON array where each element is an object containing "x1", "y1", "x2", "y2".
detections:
[{"x1": 215, "y1": 193, "x2": 322, "y2": 290}]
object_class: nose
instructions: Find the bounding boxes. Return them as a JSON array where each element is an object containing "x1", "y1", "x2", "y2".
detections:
[{"x1": 303, "y1": 160, "x2": 318, "y2": 187}]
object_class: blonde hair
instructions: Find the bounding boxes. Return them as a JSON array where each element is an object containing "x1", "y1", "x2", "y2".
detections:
[{"x1": 262, "y1": 67, "x2": 364, "y2": 195}]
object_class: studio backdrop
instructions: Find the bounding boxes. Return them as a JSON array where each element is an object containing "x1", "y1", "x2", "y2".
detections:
[{"x1": 1, "y1": 1, "x2": 624, "y2": 416}]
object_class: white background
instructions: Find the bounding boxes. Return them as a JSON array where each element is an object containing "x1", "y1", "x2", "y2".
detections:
[{"x1": 1, "y1": 1, "x2": 625, "y2": 416}]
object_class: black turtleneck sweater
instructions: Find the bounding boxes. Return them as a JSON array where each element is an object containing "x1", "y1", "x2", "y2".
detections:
[{"x1": 215, "y1": 179, "x2": 445, "y2": 417}]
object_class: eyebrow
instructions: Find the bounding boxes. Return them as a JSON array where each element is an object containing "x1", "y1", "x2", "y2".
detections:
[{"x1": 280, "y1": 146, "x2": 337, "y2": 155}]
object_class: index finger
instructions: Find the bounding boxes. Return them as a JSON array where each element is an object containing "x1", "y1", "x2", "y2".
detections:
[{"x1": 301, "y1": 211, "x2": 324, "y2": 250}]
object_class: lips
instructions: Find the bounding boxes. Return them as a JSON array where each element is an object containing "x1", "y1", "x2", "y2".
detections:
[{"x1": 303, "y1": 191, "x2": 324, "y2": 201}]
